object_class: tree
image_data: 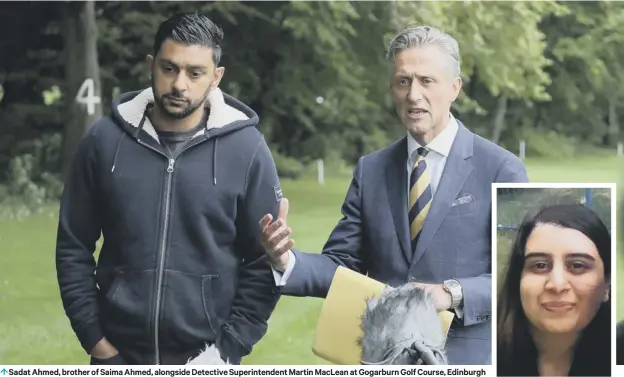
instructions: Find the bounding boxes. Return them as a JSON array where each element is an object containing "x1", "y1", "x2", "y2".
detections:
[
  {"x1": 60, "y1": 1, "x2": 102, "y2": 178},
  {"x1": 551, "y1": 1, "x2": 624, "y2": 147}
]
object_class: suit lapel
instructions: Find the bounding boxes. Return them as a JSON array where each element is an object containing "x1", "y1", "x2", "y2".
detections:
[
  {"x1": 410, "y1": 122, "x2": 474, "y2": 268},
  {"x1": 385, "y1": 137, "x2": 412, "y2": 264}
]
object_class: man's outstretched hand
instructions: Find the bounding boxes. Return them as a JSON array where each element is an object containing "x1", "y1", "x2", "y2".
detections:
[{"x1": 259, "y1": 198, "x2": 295, "y2": 271}]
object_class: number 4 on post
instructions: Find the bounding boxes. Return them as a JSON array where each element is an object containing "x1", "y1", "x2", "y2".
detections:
[{"x1": 75, "y1": 78, "x2": 101, "y2": 116}]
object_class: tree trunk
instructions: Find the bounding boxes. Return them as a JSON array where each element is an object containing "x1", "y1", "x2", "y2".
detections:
[
  {"x1": 533, "y1": 103, "x2": 543, "y2": 129},
  {"x1": 491, "y1": 95, "x2": 508, "y2": 144},
  {"x1": 607, "y1": 96, "x2": 619, "y2": 147},
  {"x1": 60, "y1": 0, "x2": 102, "y2": 179}
]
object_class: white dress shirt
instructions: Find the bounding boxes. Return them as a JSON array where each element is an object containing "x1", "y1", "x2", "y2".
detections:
[
  {"x1": 272, "y1": 115, "x2": 463, "y2": 317},
  {"x1": 406, "y1": 114, "x2": 458, "y2": 200}
]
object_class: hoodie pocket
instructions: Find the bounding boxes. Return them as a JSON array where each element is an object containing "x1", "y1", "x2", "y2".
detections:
[
  {"x1": 103, "y1": 269, "x2": 155, "y2": 346},
  {"x1": 158, "y1": 270, "x2": 219, "y2": 349}
]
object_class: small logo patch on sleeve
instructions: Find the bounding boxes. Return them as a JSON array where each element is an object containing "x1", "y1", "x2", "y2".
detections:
[{"x1": 274, "y1": 184, "x2": 283, "y2": 202}]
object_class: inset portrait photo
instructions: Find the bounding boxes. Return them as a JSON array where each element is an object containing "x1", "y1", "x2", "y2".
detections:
[{"x1": 493, "y1": 183, "x2": 614, "y2": 377}]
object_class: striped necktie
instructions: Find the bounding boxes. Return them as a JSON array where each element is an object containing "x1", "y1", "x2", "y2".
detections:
[{"x1": 409, "y1": 147, "x2": 432, "y2": 250}]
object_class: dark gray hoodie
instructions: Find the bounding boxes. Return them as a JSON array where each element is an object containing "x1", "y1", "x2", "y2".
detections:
[{"x1": 55, "y1": 87, "x2": 282, "y2": 365}]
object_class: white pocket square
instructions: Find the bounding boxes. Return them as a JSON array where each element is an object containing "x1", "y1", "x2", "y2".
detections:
[{"x1": 452, "y1": 194, "x2": 475, "y2": 207}]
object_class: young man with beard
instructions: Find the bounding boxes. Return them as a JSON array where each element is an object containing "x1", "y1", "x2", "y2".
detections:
[{"x1": 55, "y1": 12, "x2": 282, "y2": 365}]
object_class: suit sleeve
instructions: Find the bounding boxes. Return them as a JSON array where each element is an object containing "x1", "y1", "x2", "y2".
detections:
[
  {"x1": 216, "y1": 136, "x2": 281, "y2": 364},
  {"x1": 454, "y1": 154, "x2": 528, "y2": 327},
  {"x1": 280, "y1": 157, "x2": 366, "y2": 298},
  {"x1": 55, "y1": 127, "x2": 104, "y2": 354}
]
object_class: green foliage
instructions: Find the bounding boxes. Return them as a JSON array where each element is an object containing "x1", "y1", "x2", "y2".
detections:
[
  {"x1": 552, "y1": 2, "x2": 624, "y2": 91},
  {"x1": 518, "y1": 128, "x2": 577, "y2": 159},
  {"x1": 273, "y1": 151, "x2": 306, "y2": 179},
  {"x1": 2, "y1": 0, "x2": 624, "y2": 208},
  {"x1": 0, "y1": 133, "x2": 63, "y2": 220},
  {"x1": 536, "y1": 2, "x2": 624, "y2": 146},
  {"x1": 0, "y1": 153, "x2": 63, "y2": 220}
]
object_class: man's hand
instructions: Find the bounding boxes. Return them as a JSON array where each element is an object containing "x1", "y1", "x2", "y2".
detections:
[
  {"x1": 90, "y1": 337, "x2": 120, "y2": 359},
  {"x1": 414, "y1": 283, "x2": 452, "y2": 312},
  {"x1": 259, "y1": 198, "x2": 295, "y2": 271}
]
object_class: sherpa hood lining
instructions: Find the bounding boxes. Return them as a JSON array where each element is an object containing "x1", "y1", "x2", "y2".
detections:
[
  {"x1": 115, "y1": 87, "x2": 252, "y2": 144},
  {"x1": 109, "y1": 88, "x2": 258, "y2": 187}
]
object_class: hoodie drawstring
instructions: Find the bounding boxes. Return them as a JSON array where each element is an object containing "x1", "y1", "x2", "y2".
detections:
[
  {"x1": 111, "y1": 132, "x2": 126, "y2": 173},
  {"x1": 213, "y1": 137, "x2": 218, "y2": 186},
  {"x1": 112, "y1": 109, "x2": 149, "y2": 172}
]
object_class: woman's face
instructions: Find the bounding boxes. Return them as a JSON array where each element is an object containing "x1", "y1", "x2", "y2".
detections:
[{"x1": 519, "y1": 223, "x2": 609, "y2": 334}]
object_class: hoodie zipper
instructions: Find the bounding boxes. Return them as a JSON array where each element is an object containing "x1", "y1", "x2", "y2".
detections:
[
  {"x1": 136, "y1": 135, "x2": 211, "y2": 365},
  {"x1": 154, "y1": 158, "x2": 175, "y2": 365},
  {"x1": 136, "y1": 139, "x2": 172, "y2": 365},
  {"x1": 153, "y1": 157, "x2": 174, "y2": 365}
]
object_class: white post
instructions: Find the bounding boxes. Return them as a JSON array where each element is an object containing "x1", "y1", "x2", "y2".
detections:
[
  {"x1": 317, "y1": 159, "x2": 325, "y2": 185},
  {"x1": 519, "y1": 140, "x2": 526, "y2": 160},
  {"x1": 618, "y1": 142, "x2": 623, "y2": 157}
]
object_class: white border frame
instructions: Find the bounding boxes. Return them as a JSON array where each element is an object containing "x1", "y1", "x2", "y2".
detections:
[{"x1": 491, "y1": 182, "x2": 617, "y2": 372}]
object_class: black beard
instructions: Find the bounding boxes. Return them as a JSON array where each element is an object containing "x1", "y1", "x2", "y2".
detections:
[
  {"x1": 154, "y1": 95, "x2": 203, "y2": 119},
  {"x1": 150, "y1": 76, "x2": 211, "y2": 120}
]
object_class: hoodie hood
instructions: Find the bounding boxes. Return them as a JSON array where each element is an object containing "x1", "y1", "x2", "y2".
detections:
[
  {"x1": 108, "y1": 87, "x2": 260, "y2": 185},
  {"x1": 111, "y1": 87, "x2": 259, "y2": 143}
]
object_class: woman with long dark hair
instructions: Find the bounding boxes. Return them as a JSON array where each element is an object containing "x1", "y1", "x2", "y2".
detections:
[{"x1": 497, "y1": 203, "x2": 611, "y2": 376}]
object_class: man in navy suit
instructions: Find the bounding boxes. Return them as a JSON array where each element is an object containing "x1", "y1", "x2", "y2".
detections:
[{"x1": 259, "y1": 26, "x2": 528, "y2": 365}]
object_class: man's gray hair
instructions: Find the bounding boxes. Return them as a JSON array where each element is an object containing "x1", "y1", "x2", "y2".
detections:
[{"x1": 386, "y1": 26, "x2": 461, "y2": 78}]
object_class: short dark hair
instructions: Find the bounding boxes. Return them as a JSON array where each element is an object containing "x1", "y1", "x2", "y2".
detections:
[
  {"x1": 497, "y1": 203, "x2": 611, "y2": 376},
  {"x1": 153, "y1": 12, "x2": 224, "y2": 65}
]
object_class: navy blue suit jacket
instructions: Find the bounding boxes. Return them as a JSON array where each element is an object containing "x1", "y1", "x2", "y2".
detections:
[{"x1": 281, "y1": 121, "x2": 528, "y2": 364}]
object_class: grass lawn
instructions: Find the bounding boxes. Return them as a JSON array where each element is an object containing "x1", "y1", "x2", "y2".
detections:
[{"x1": 0, "y1": 155, "x2": 622, "y2": 365}]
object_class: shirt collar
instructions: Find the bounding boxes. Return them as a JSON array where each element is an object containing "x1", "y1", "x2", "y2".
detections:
[{"x1": 407, "y1": 113, "x2": 459, "y2": 160}]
